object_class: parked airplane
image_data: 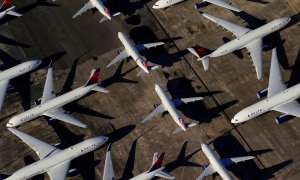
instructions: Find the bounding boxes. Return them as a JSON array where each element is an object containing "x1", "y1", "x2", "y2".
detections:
[
  {"x1": 102, "y1": 144, "x2": 174, "y2": 180},
  {"x1": 72, "y1": 0, "x2": 120, "y2": 23},
  {"x1": 232, "y1": 48, "x2": 300, "y2": 124},
  {"x1": 7, "y1": 62, "x2": 108, "y2": 128},
  {"x1": 2, "y1": 128, "x2": 108, "y2": 180},
  {"x1": 153, "y1": 0, "x2": 240, "y2": 12},
  {"x1": 188, "y1": 12, "x2": 290, "y2": 80},
  {"x1": 107, "y1": 32, "x2": 164, "y2": 76},
  {"x1": 197, "y1": 143, "x2": 254, "y2": 180},
  {"x1": 0, "y1": 60, "x2": 42, "y2": 112},
  {"x1": 0, "y1": 0, "x2": 22, "y2": 20},
  {"x1": 142, "y1": 84, "x2": 203, "y2": 134}
]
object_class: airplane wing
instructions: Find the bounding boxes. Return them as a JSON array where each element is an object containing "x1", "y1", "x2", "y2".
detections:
[
  {"x1": 196, "y1": 164, "x2": 215, "y2": 180},
  {"x1": 47, "y1": 160, "x2": 71, "y2": 180},
  {"x1": 6, "y1": 10, "x2": 22, "y2": 17},
  {"x1": 141, "y1": 104, "x2": 166, "y2": 123},
  {"x1": 103, "y1": 144, "x2": 115, "y2": 180},
  {"x1": 106, "y1": 50, "x2": 129, "y2": 68},
  {"x1": 172, "y1": 97, "x2": 203, "y2": 107},
  {"x1": 72, "y1": 1, "x2": 93, "y2": 19},
  {"x1": 41, "y1": 62, "x2": 56, "y2": 104},
  {"x1": 272, "y1": 100, "x2": 300, "y2": 117},
  {"x1": 135, "y1": 42, "x2": 165, "y2": 52},
  {"x1": 221, "y1": 156, "x2": 254, "y2": 167},
  {"x1": 201, "y1": 12, "x2": 251, "y2": 37},
  {"x1": 245, "y1": 38, "x2": 263, "y2": 80},
  {"x1": 267, "y1": 48, "x2": 286, "y2": 97},
  {"x1": 155, "y1": 170, "x2": 175, "y2": 179},
  {"x1": 8, "y1": 128, "x2": 61, "y2": 160},
  {"x1": 43, "y1": 108, "x2": 87, "y2": 128},
  {"x1": 204, "y1": 0, "x2": 241, "y2": 12},
  {"x1": 0, "y1": 79, "x2": 9, "y2": 111}
]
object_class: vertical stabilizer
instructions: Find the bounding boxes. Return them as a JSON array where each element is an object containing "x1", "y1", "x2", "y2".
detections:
[
  {"x1": 148, "y1": 152, "x2": 165, "y2": 172},
  {"x1": 84, "y1": 68, "x2": 100, "y2": 86}
]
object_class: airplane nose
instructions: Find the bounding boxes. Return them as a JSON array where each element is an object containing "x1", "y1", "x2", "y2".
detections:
[{"x1": 6, "y1": 122, "x2": 14, "y2": 127}]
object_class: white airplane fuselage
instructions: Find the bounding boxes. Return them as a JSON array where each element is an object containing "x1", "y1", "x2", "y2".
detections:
[
  {"x1": 202, "y1": 144, "x2": 232, "y2": 180},
  {"x1": 0, "y1": 60, "x2": 41, "y2": 82},
  {"x1": 6, "y1": 136, "x2": 108, "y2": 180},
  {"x1": 7, "y1": 84, "x2": 99, "y2": 127},
  {"x1": 210, "y1": 18, "x2": 291, "y2": 58},
  {"x1": 129, "y1": 167, "x2": 165, "y2": 180},
  {"x1": 0, "y1": 6, "x2": 15, "y2": 19},
  {"x1": 152, "y1": 0, "x2": 184, "y2": 9},
  {"x1": 232, "y1": 83, "x2": 300, "y2": 123},
  {"x1": 90, "y1": 0, "x2": 111, "y2": 20},
  {"x1": 155, "y1": 84, "x2": 186, "y2": 131},
  {"x1": 118, "y1": 32, "x2": 149, "y2": 73}
]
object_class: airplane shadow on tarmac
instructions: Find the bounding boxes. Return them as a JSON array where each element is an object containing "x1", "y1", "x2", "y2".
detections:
[
  {"x1": 288, "y1": 48, "x2": 300, "y2": 87},
  {"x1": 101, "y1": 61, "x2": 138, "y2": 88},
  {"x1": 120, "y1": 138, "x2": 139, "y2": 180},
  {"x1": 0, "y1": 35, "x2": 31, "y2": 48},
  {"x1": 166, "y1": 77, "x2": 237, "y2": 123},
  {"x1": 49, "y1": 121, "x2": 135, "y2": 180},
  {"x1": 0, "y1": 0, "x2": 61, "y2": 25},
  {"x1": 129, "y1": 26, "x2": 188, "y2": 68},
  {"x1": 212, "y1": 133, "x2": 292, "y2": 179},
  {"x1": 152, "y1": 141, "x2": 201, "y2": 180}
]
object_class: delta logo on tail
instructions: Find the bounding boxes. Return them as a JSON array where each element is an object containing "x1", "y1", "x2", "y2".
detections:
[
  {"x1": 105, "y1": 8, "x2": 110, "y2": 16},
  {"x1": 179, "y1": 118, "x2": 186, "y2": 127},
  {"x1": 148, "y1": 152, "x2": 165, "y2": 172},
  {"x1": 0, "y1": 0, "x2": 12, "y2": 12},
  {"x1": 85, "y1": 68, "x2": 100, "y2": 86},
  {"x1": 194, "y1": 46, "x2": 213, "y2": 58}
]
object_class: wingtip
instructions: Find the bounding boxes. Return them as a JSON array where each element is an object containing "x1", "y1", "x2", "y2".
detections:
[{"x1": 48, "y1": 60, "x2": 53, "y2": 68}]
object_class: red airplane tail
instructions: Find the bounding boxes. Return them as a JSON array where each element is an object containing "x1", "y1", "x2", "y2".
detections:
[
  {"x1": 0, "y1": 0, "x2": 12, "y2": 12},
  {"x1": 84, "y1": 68, "x2": 101, "y2": 86}
]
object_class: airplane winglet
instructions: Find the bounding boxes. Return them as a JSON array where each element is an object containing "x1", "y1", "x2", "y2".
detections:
[{"x1": 48, "y1": 60, "x2": 53, "y2": 68}]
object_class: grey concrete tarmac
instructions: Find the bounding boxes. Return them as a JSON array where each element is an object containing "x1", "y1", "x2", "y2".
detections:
[{"x1": 0, "y1": 0, "x2": 300, "y2": 179}]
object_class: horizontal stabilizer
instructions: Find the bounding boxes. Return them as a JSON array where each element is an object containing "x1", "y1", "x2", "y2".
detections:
[
  {"x1": 173, "y1": 122, "x2": 197, "y2": 134},
  {"x1": 6, "y1": 9, "x2": 22, "y2": 16},
  {"x1": 137, "y1": 65, "x2": 160, "y2": 76},
  {"x1": 92, "y1": 86, "x2": 109, "y2": 93},
  {"x1": 155, "y1": 170, "x2": 175, "y2": 179}
]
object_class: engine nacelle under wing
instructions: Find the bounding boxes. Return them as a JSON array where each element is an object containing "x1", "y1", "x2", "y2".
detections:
[
  {"x1": 256, "y1": 88, "x2": 268, "y2": 99},
  {"x1": 275, "y1": 114, "x2": 294, "y2": 124}
]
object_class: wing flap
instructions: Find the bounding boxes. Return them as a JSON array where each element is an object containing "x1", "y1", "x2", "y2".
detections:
[
  {"x1": 47, "y1": 160, "x2": 71, "y2": 180},
  {"x1": 272, "y1": 101, "x2": 300, "y2": 117},
  {"x1": 107, "y1": 50, "x2": 129, "y2": 68},
  {"x1": 8, "y1": 128, "x2": 60, "y2": 160},
  {"x1": 267, "y1": 48, "x2": 286, "y2": 97},
  {"x1": 141, "y1": 104, "x2": 166, "y2": 123},
  {"x1": 135, "y1": 42, "x2": 164, "y2": 52},
  {"x1": 171, "y1": 97, "x2": 203, "y2": 107},
  {"x1": 204, "y1": 0, "x2": 241, "y2": 12},
  {"x1": 221, "y1": 156, "x2": 254, "y2": 167},
  {"x1": 245, "y1": 38, "x2": 263, "y2": 80},
  {"x1": 43, "y1": 108, "x2": 87, "y2": 128},
  {"x1": 72, "y1": 1, "x2": 93, "y2": 19},
  {"x1": 201, "y1": 12, "x2": 250, "y2": 37}
]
